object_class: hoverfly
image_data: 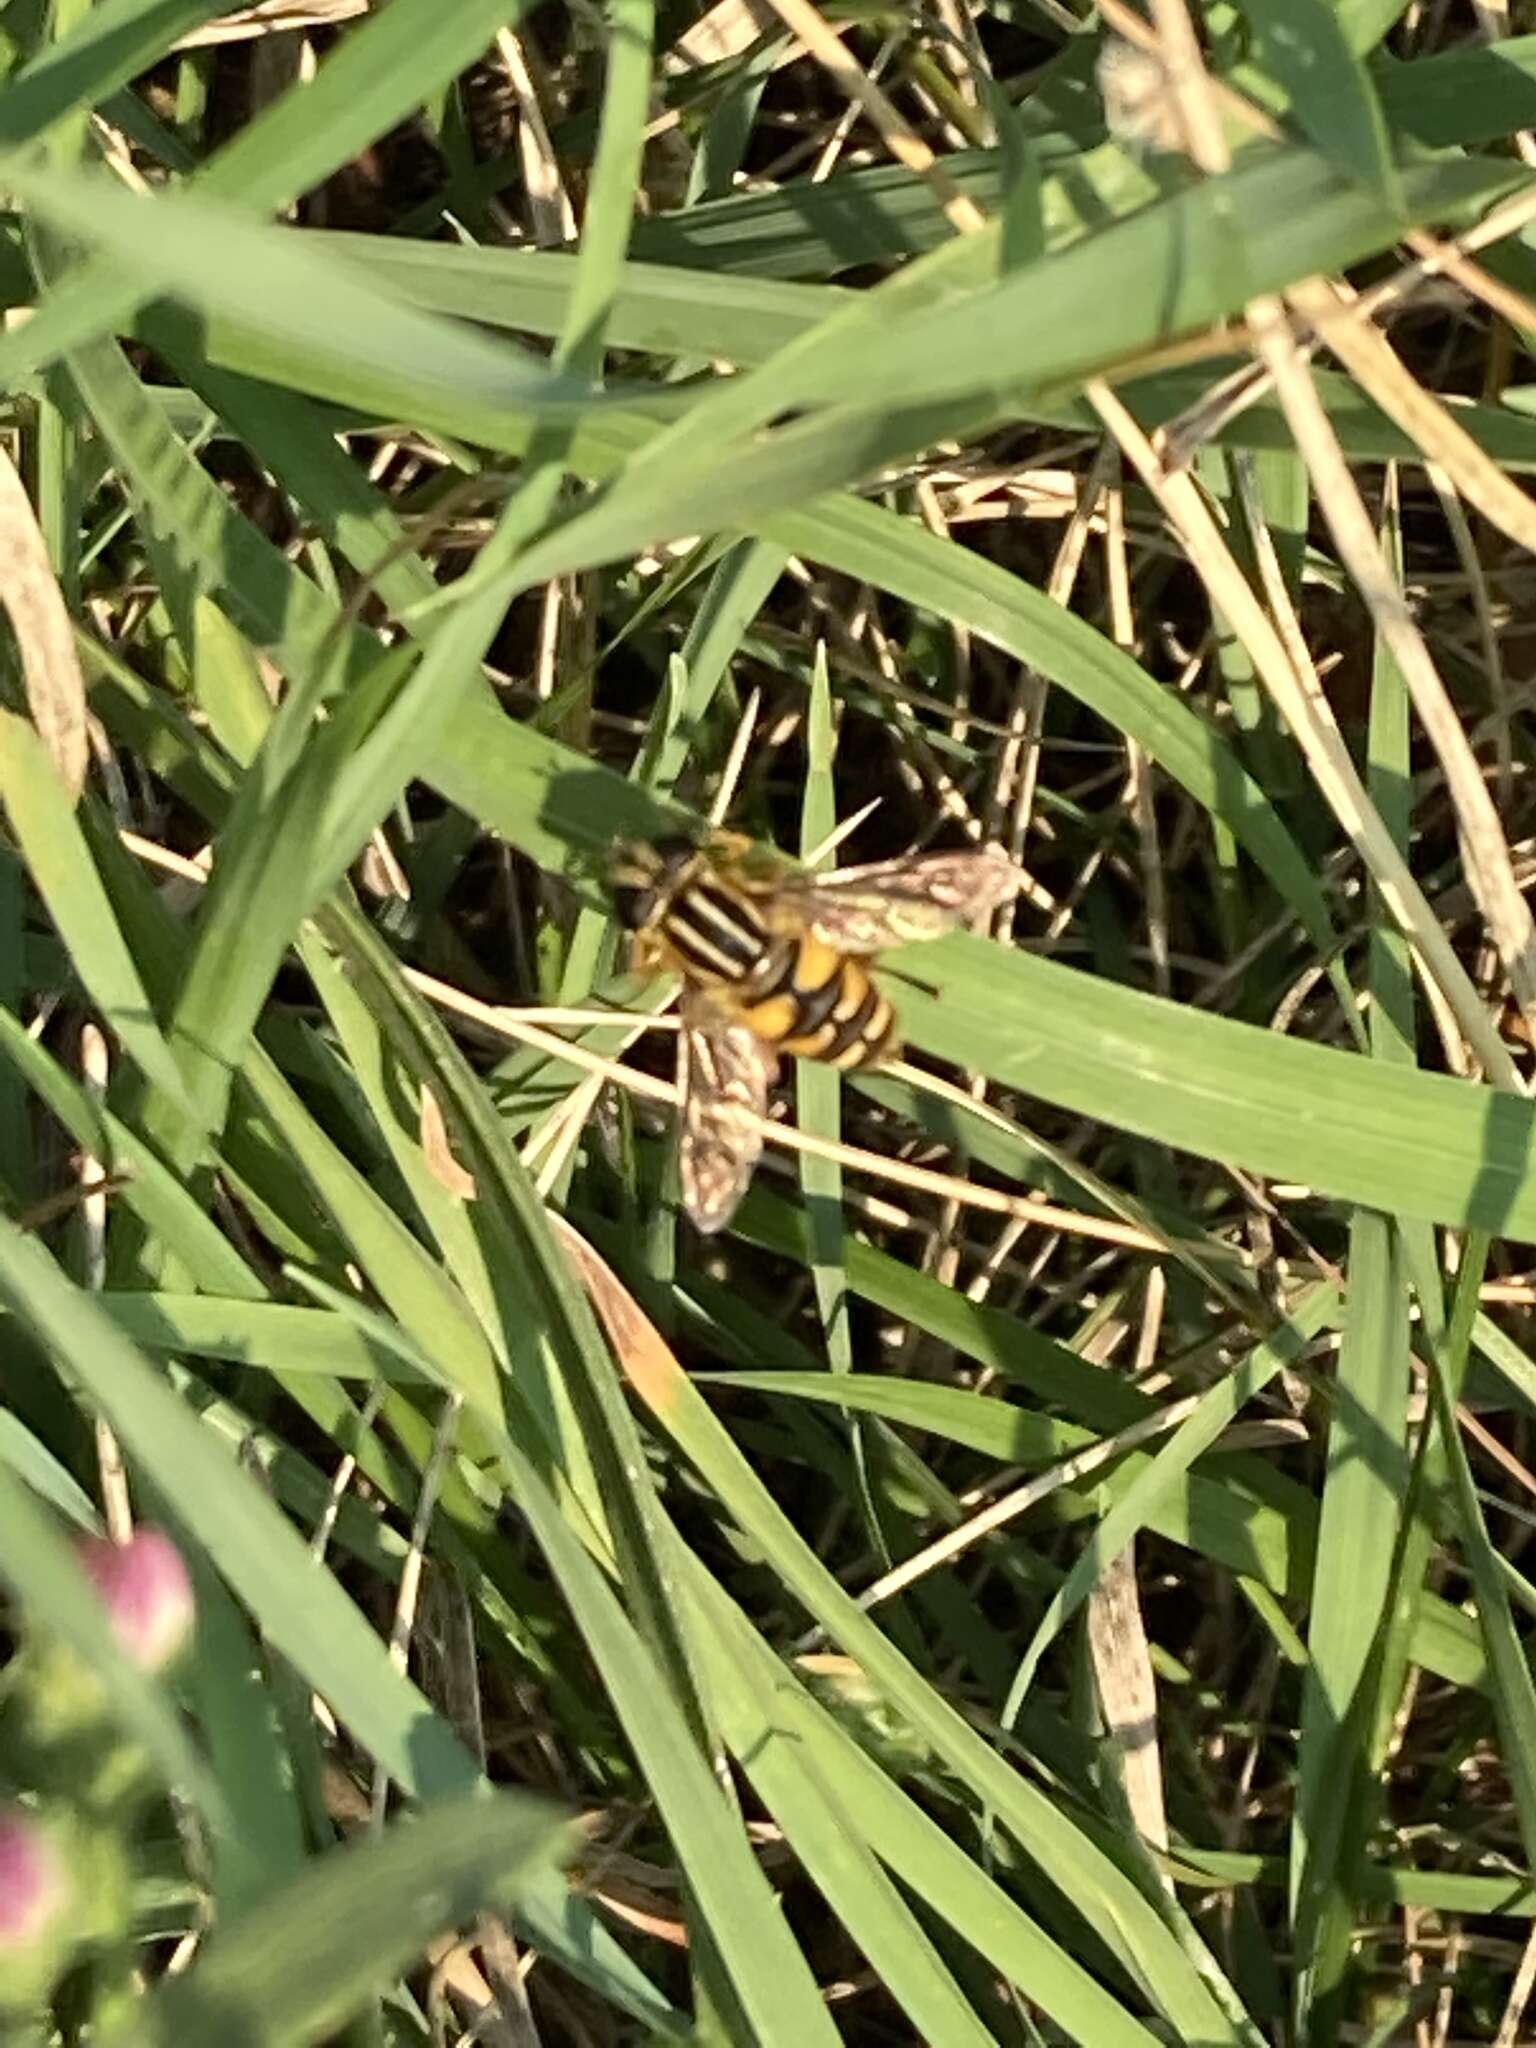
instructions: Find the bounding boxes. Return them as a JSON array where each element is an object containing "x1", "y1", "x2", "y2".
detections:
[{"x1": 611, "y1": 832, "x2": 1023, "y2": 1234}]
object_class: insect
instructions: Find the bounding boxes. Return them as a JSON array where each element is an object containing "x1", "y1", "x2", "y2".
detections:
[{"x1": 611, "y1": 831, "x2": 1023, "y2": 1234}]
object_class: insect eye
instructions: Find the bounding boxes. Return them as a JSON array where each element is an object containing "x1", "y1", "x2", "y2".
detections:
[{"x1": 613, "y1": 882, "x2": 659, "y2": 931}]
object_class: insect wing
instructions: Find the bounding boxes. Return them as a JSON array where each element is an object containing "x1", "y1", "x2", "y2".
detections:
[
  {"x1": 678, "y1": 995, "x2": 775, "y2": 1234},
  {"x1": 795, "y1": 844, "x2": 1023, "y2": 952}
]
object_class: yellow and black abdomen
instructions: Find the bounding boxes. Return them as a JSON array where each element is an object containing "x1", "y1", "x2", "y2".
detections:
[{"x1": 741, "y1": 932, "x2": 895, "y2": 1069}]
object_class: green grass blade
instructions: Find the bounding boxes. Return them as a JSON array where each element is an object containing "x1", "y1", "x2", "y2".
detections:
[
  {"x1": 624, "y1": 1315, "x2": 1253, "y2": 2043},
  {"x1": 306, "y1": 232, "x2": 845, "y2": 363},
  {"x1": 1374, "y1": 35, "x2": 1536, "y2": 147},
  {"x1": 615, "y1": 44, "x2": 1536, "y2": 274},
  {"x1": 771, "y1": 496, "x2": 1339, "y2": 951},
  {"x1": 498, "y1": 154, "x2": 1526, "y2": 582},
  {"x1": 182, "y1": 1566, "x2": 309, "y2": 1912},
  {"x1": 236, "y1": 1039, "x2": 510, "y2": 1424},
  {"x1": 881, "y1": 935, "x2": 1536, "y2": 1239},
  {"x1": 697, "y1": 1356, "x2": 1293, "y2": 1590},
  {"x1": 1008, "y1": 1286, "x2": 1339, "y2": 1716},
  {"x1": 1234, "y1": 0, "x2": 1402, "y2": 215},
  {"x1": 697, "y1": 1368, "x2": 1100, "y2": 1462},
  {"x1": 102, "y1": 1792, "x2": 574, "y2": 2048},
  {"x1": 1472, "y1": 1312, "x2": 1536, "y2": 1414},
  {"x1": 1417, "y1": 1239, "x2": 1536, "y2": 1871},
  {"x1": 690, "y1": 1571, "x2": 1098, "y2": 2044},
  {"x1": 0, "y1": 1206, "x2": 677, "y2": 2024},
  {"x1": 451, "y1": 1400, "x2": 844, "y2": 2044},
  {"x1": 0, "y1": 1406, "x2": 97, "y2": 1525},
  {"x1": 0, "y1": 0, "x2": 228, "y2": 149},
  {"x1": 1291, "y1": 1216, "x2": 1409, "y2": 2034},
  {"x1": 1289, "y1": 465, "x2": 1418, "y2": 2040},
  {"x1": 0, "y1": 718, "x2": 195, "y2": 1118},
  {"x1": 0, "y1": 0, "x2": 552, "y2": 416},
  {"x1": 688, "y1": 1564, "x2": 1167, "y2": 2044},
  {"x1": 0, "y1": 151, "x2": 597, "y2": 418},
  {"x1": 0, "y1": 1006, "x2": 264, "y2": 1295},
  {"x1": 798, "y1": 647, "x2": 851, "y2": 1370},
  {"x1": 556, "y1": 0, "x2": 653, "y2": 382},
  {"x1": 192, "y1": 0, "x2": 543, "y2": 219},
  {"x1": 297, "y1": 920, "x2": 605, "y2": 1528}
]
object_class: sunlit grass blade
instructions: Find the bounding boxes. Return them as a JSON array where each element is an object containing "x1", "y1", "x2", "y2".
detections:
[
  {"x1": 589, "y1": 1248, "x2": 1255, "y2": 2044},
  {"x1": 688, "y1": 1565, "x2": 1157, "y2": 2044},
  {"x1": 1007, "y1": 1286, "x2": 1340, "y2": 1717},
  {"x1": 884, "y1": 935, "x2": 1536, "y2": 1239},
  {"x1": 6, "y1": 0, "x2": 552, "y2": 379},
  {"x1": 1290, "y1": 464, "x2": 1418, "y2": 2041},
  {"x1": 0, "y1": 716, "x2": 194, "y2": 1119},
  {"x1": 1291, "y1": 1216, "x2": 1409, "y2": 2032},
  {"x1": 4, "y1": 152, "x2": 599, "y2": 419}
]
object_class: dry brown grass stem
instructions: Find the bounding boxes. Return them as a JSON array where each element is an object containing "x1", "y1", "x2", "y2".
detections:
[
  {"x1": 173, "y1": 0, "x2": 365, "y2": 49},
  {"x1": 850, "y1": 1390, "x2": 1202, "y2": 1614},
  {"x1": 1245, "y1": 292, "x2": 1536, "y2": 1053},
  {"x1": 1088, "y1": 378, "x2": 1523, "y2": 1089},
  {"x1": 1100, "y1": 0, "x2": 1536, "y2": 566},
  {"x1": 1083, "y1": 0, "x2": 1534, "y2": 1083},
  {"x1": 1285, "y1": 274, "x2": 1536, "y2": 559},
  {"x1": 757, "y1": 0, "x2": 988, "y2": 235},
  {"x1": 0, "y1": 443, "x2": 86, "y2": 803}
]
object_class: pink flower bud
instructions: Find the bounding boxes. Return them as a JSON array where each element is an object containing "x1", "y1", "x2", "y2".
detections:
[
  {"x1": 76, "y1": 1529, "x2": 194, "y2": 1671},
  {"x1": 0, "y1": 1807, "x2": 68, "y2": 1949}
]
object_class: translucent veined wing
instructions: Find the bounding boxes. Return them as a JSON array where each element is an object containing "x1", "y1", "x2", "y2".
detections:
[
  {"x1": 789, "y1": 843, "x2": 1024, "y2": 953},
  {"x1": 677, "y1": 991, "x2": 776, "y2": 1234}
]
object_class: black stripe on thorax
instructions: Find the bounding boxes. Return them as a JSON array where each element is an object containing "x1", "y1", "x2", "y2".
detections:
[{"x1": 664, "y1": 881, "x2": 768, "y2": 977}]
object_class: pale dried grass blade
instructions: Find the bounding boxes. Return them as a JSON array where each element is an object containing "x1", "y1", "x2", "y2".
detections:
[
  {"x1": 1146, "y1": 0, "x2": 1228, "y2": 172},
  {"x1": 0, "y1": 443, "x2": 86, "y2": 804},
  {"x1": 1087, "y1": 1543, "x2": 1168, "y2": 1854},
  {"x1": 496, "y1": 27, "x2": 576, "y2": 246},
  {"x1": 849, "y1": 1392, "x2": 1201, "y2": 1616},
  {"x1": 1246, "y1": 291, "x2": 1536, "y2": 1051},
  {"x1": 173, "y1": 0, "x2": 367, "y2": 47},
  {"x1": 710, "y1": 683, "x2": 762, "y2": 826},
  {"x1": 1162, "y1": 189, "x2": 1536, "y2": 471},
  {"x1": 663, "y1": 0, "x2": 778, "y2": 75},
  {"x1": 1495, "y1": 1919, "x2": 1536, "y2": 2048},
  {"x1": 1087, "y1": 377, "x2": 1523, "y2": 1091},
  {"x1": 757, "y1": 0, "x2": 987, "y2": 236},
  {"x1": 420, "y1": 1083, "x2": 478, "y2": 1199},
  {"x1": 1286, "y1": 275, "x2": 1536, "y2": 561},
  {"x1": 549, "y1": 1210, "x2": 689, "y2": 1418}
]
